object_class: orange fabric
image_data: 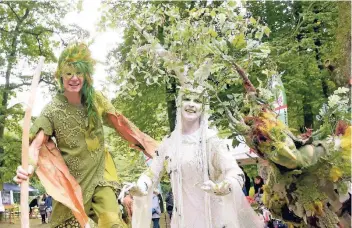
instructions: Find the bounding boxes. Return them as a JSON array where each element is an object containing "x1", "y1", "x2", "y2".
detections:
[
  {"x1": 107, "y1": 113, "x2": 158, "y2": 158},
  {"x1": 36, "y1": 141, "x2": 88, "y2": 227},
  {"x1": 35, "y1": 113, "x2": 158, "y2": 226}
]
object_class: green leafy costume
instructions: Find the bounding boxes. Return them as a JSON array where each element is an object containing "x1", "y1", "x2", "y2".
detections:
[{"x1": 31, "y1": 92, "x2": 126, "y2": 227}]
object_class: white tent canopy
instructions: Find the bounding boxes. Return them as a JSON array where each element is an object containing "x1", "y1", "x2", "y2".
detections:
[{"x1": 225, "y1": 137, "x2": 263, "y2": 166}]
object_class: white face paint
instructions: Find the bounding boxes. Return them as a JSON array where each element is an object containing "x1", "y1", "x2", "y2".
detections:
[{"x1": 181, "y1": 93, "x2": 203, "y2": 123}]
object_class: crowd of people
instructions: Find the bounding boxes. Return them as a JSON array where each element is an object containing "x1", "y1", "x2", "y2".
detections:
[{"x1": 240, "y1": 167, "x2": 265, "y2": 198}]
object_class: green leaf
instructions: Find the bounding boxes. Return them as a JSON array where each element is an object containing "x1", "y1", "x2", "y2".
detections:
[
  {"x1": 264, "y1": 26, "x2": 271, "y2": 37},
  {"x1": 232, "y1": 33, "x2": 246, "y2": 49},
  {"x1": 218, "y1": 128, "x2": 233, "y2": 139},
  {"x1": 209, "y1": 29, "x2": 218, "y2": 37},
  {"x1": 250, "y1": 17, "x2": 257, "y2": 24},
  {"x1": 218, "y1": 13, "x2": 226, "y2": 25},
  {"x1": 210, "y1": 10, "x2": 216, "y2": 18}
]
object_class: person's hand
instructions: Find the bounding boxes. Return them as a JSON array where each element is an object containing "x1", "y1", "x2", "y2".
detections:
[
  {"x1": 201, "y1": 180, "x2": 231, "y2": 196},
  {"x1": 130, "y1": 143, "x2": 145, "y2": 152},
  {"x1": 13, "y1": 165, "x2": 35, "y2": 184}
]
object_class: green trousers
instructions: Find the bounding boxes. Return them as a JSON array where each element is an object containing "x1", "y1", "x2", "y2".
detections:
[{"x1": 56, "y1": 186, "x2": 127, "y2": 228}]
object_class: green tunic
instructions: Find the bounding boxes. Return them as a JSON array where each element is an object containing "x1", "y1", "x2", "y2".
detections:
[{"x1": 30, "y1": 92, "x2": 118, "y2": 227}]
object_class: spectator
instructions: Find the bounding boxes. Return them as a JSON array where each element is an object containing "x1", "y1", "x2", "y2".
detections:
[
  {"x1": 44, "y1": 194, "x2": 53, "y2": 222},
  {"x1": 152, "y1": 191, "x2": 161, "y2": 228},
  {"x1": 158, "y1": 192, "x2": 164, "y2": 214},
  {"x1": 254, "y1": 176, "x2": 264, "y2": 198},
  {"x1": 240, "y1": 167, "x2": 251, "y2": 196},
  {"x1": 39, "y1": 201, "x2": 47, "y2": 224},
  {"x1": 165, "y1": 191, "x2": 173, "y2": 220},
  {"x1": 29, "y1": 196, "x2": 39, "y2": 217},
  {"x1": 122, "y1": 194, "x2": 133, "y2": 224}
]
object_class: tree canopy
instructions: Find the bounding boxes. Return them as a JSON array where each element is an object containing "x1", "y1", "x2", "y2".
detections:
[
  {"x1": 0, "y1": 0, "x2": 88, "y2": 184},
  {"x1": 0, "y1": 0, "x2": 350, "y2": 209}
]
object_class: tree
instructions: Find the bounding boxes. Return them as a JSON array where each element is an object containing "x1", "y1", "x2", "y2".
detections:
[
  {"x1": 0, "y1": 1, "x2": 88, "y2": 184},
  {"x1": 100, "y1": 0, "x2": 270, "y2": 135},
  {"x1": 247, "y1": 1, "x2": 349, "y2": 130},
  {"x1": 100, "y1": 1, "x2": 271, "y2": 193},
  {"x1": 100, "y1": 2, "x2": 350, "y2": 226}
]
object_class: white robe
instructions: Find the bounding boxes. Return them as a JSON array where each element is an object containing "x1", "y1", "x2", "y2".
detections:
[{"x1": 133, "y1": 129, "x2": 264, "y2": 228}]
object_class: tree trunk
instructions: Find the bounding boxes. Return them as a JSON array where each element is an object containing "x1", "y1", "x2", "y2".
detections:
[
  {"x1": 321, "y1": 77, "x2": 329, "y2": 99},
  {"x1": 336, "y1": 1, "x2": 351, "y2": 86},
  {"x1": 166, "y1": 78, "x2": 177, "y2": 132},
  {"x1": 303, "y1": 97, "x2": 314, "y2": 129},
  {"x1": 0, "y1": 7, "x2": 29, "y2": 139}
]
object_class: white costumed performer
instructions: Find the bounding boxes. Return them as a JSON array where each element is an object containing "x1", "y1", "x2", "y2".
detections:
[{"x1": 129, "y1": 60, "x2": 264, "y2": 228}]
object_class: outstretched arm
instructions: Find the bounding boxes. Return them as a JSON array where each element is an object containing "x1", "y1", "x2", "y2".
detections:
[
  {"x1": 130, "y1": 139, "x2": 167, "y2": 196},
  {"x1": 106, "y1": 113, "x2": 158, "y2": 158},
  {"x1": 96, "y1": 91, "x2": 158, "y2": 158}
]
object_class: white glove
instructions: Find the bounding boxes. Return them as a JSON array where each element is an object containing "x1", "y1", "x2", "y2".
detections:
[
  {"x1": 201, "y1": 180, "x2": 231, "y2": 196},
  {"x1": 129, "y1": 174, "x2": 152, "y2": 197}
]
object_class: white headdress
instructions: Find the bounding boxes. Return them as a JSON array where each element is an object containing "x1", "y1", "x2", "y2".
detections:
[
  {"x1": 133, "y1": 21, "x2": 215, "y2": 228},
  {"x1": 168, "y1": 59, "x2": 214, "y2": 228},
  {"x1": 132, "y1": 19, "x2": 263, "y2": 228}
]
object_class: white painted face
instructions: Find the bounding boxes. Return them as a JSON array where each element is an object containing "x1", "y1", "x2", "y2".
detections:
[{"x1": 181, "y1": 93, "x2": 203, "y2": 123}]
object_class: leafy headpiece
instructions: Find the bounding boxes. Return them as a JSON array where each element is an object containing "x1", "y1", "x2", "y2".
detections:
[{"x1": 55, "y1": 43, "x2": 98, "y2": 131}]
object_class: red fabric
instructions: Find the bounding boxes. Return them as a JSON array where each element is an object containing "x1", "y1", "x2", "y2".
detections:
[{"x1": 36, "y1": 141, "x2": 88, "y2": 227}]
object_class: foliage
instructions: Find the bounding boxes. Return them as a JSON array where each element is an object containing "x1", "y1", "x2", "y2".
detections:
[
  {"x1": 0, "y1": 1, "x2": 88, "y2": 185},
  {"x1": 0, "y1": 135, "x2": 21, "y2": 182},
  {"x1": 315, "y1": 87, "x2": 350, "y2": 139},
  {"x1": 104, "y1": 82, "x2": 169, "y2": 187},
  {"x1": 100, "y1": 1, "x2": 271, "y2": 142},
  {"x1": 101, "y1": 1, "x2": 351, "y2": 227},
  {"x1": 247, "y1": 1, "x2": 348, "y2": 130},
  {"x1": 243, "y1": 164, "x2": 258, "y2": 181}
]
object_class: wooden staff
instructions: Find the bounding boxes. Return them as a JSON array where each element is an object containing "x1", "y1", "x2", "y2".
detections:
[{"x1": 21, "y1": 57, "x2": 45, "y2": 228}]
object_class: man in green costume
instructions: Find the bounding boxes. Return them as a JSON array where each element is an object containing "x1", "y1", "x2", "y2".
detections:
[{"x1": 14, "y1": 43, "x2": 157, "y2": 228}]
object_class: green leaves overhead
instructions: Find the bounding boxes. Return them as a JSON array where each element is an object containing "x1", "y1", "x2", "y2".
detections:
[
  {"x1": 101, "y1": 1, "x2": 271, "y2": 98},
  {"x1": 0, "y1": 1, "x2": 88, "y2": 184}
]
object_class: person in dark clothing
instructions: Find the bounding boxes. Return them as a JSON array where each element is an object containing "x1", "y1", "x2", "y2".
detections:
[
  {"x1": 39, "y1": 201, "x2": 47, "y2": 224},
  {"x1": 157, "y1": 193, "x2": 164, "y2": 214},
  {"x1": 44, "y1": 194, "x2": 53, "y2": 222},
  {"x1": 29, "y1": 196, "x2": 39, "y2": 216},
  {"x1": 240, "y1": 167, "x2": 251, "y2": 196},
  {"x1": 254, "y1": 176, "x2": 264, "y2": 195},
  {"x1": 165, "y1": 191, "x2": 173, "y2": 220}
]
